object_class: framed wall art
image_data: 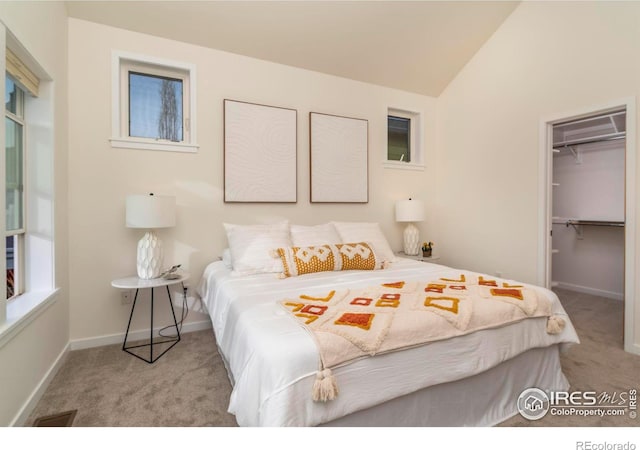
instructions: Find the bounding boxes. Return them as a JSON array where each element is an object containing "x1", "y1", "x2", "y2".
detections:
[
  {"x1": 310, "y1": 112, "x2": 368, "y2": 203},
  {"x1": 224, "y1": 99, "x2": 297, "y2": 202}
]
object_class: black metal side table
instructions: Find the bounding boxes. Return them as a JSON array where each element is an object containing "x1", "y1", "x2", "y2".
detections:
[{"x1": 111, "y1": 273, "x2": 189, "y2": 363}]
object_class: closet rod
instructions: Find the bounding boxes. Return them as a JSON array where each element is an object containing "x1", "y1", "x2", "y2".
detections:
[
  {"x1": 553, "y1": 132, "x2": 625, "y2": 149},
  {"x1": 565, "y1": 219, "x2": 625, "y2": 227}
]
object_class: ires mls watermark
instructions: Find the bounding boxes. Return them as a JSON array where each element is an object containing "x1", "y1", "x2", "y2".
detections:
[{"x1": 517, "y1": 387, "x2": 637, "y2": 420}]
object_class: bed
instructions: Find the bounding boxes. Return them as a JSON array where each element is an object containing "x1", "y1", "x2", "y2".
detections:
[{"x1": 197, "y1": 255, "x2": 579, "y2": 427}]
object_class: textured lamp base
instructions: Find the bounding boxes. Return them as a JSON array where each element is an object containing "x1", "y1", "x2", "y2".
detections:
[
  {"x1": 137, "y1": 231, "x2": 163, "y2": 279},
  {"x1": 403, "y1": 223, "x2": 420, "y2": 256}
]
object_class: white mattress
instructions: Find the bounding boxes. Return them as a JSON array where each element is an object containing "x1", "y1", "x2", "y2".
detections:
[{"x1": 198, "y1": 258, "x2": 580, "y2": 427}]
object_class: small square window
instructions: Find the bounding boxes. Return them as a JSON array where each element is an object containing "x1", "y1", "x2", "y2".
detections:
[
  {"x1": 111, "y1": 52, "x2": 197, "y2": 153},
  {"x1": 129, "y1": 72, "x2": 183, "y2": 141}
]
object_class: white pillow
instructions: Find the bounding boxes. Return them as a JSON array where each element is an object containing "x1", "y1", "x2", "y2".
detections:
[
  {"x1": 221, "y1": 248, "x2": 232, "y2": 269},
  {"x1": 223, "y1": 222, "x2": 291, "y2": 275},
  {"x1": 290, "y1": 223, "x2": 342, "y2": 247},
  {"x1": 331, "y1": 221, "x2": 397, "y2": 263}
]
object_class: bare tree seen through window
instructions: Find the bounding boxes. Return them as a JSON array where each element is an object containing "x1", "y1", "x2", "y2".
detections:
[
  {"x1": 129, "y1": 72, "x2": 183, "y2": 141},
  {"x1": 158, "y1": 79, "x2": 179, "y2": 141}
]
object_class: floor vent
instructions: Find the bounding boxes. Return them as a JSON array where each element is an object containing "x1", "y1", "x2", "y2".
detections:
[{"x1": 33, "y1": 410, "x2": 77, "y2": 427}]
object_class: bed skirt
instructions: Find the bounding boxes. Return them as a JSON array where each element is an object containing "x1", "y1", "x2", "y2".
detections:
[{"x1": 321, "y1": 345, "x2": 567, "y2": 427}]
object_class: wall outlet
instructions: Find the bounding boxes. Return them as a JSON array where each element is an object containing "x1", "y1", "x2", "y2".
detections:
[
  {"x1": 121, "y1": 290, "x2": 133, "y2": 305},
  {"x1": 495, "y1": 271, "x2": 503, "y2": 278}
]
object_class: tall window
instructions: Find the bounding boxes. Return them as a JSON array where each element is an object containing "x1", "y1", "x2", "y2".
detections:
[
  {"x1": 5, "y1": 75, "x2": 24, "y2": 300},
  {"x1": 385, "y1": 107, "x2": 424, "y2": 170},
  {"x1": 388, "y1": 115, "x2": 411, "y2": 162}
]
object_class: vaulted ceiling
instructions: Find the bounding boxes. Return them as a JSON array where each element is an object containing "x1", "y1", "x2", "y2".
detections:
[{"x1": 65, "y1": 1, "x2": 519, "y2": 97}]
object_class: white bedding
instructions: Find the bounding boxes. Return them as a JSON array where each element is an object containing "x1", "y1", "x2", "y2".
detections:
[{"x1": 198, "y1": 258, "x2": 580, "y2": 427}]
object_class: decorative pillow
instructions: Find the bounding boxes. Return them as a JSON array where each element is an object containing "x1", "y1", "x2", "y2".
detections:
[
  {"x1": 290, "y1": 223, "x2": 342, "y2": 247},
  {"x1": 223, "y1": 222, "x2": 291, "y2": 275},
  {"x1": 331, "y1": 222, "x2": 397, "y2": 263},
  {"x1": 274, "y1": 242, "x2": 383, "y2": 278}
]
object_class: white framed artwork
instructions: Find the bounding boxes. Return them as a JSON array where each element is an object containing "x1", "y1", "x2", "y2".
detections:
[
  {"x1": 310, "y1": 112, "x2": 368, "y2": 203},
  {"x1": 224, "y1": 99, "x2": 297, "y2": 202}
]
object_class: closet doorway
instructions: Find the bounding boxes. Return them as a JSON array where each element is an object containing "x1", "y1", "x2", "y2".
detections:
[
  {"x1": 551, "y1": 110, "x2": 625, "y2": 299},
  {"x1": 539, "y1": 98, "x2": 637, "y2": 354}
]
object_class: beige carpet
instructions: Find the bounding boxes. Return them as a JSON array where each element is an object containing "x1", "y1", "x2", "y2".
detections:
[
  {"x1": 500, "y1": 288, "x2": 640, "y2": 427},
  {"x1": 25, "y1": 288, "x2": 640, "y2": 427},
  {"x1": 26, "y1": 330, "x2": 237, "y2": 427}
]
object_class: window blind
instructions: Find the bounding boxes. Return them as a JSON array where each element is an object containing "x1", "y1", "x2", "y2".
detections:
[{"x1": 6, "y1": 47, "x2": 38, "y2": 97}]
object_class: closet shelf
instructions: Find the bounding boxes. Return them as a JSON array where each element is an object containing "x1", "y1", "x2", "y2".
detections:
[
  {"x1": 553, "y1": 110, "x2": 626, "y2": 149},
  {"x1": 553, "y1": 132, "x2": 625, "y2": 149}
]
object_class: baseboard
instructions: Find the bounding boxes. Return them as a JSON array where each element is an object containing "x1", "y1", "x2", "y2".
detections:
[
  {"x1": 554, "y1": 281, "x2": 623, "y2": 301},
  {"x1": 69, "y1": 319, "x2": 212, "y2": 351},
  {"x1": 625, "y1": 341, "x2": 640, "y2": 356},
  {"x1": 10, "y1": 342, "x2": 70, "y2": 427}
]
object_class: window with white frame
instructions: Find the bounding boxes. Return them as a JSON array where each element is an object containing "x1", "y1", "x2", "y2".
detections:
[
  {"x1": 388, "y1": 115, "x2": 411, "y2": 162},
  {"x1": 0, "y1": 36, "x2": 56, "y2": 337},
  {"x1": 111, "y1": 52, "x2": 197, "y2": 153},
  {"x1": 384, "y1": 108, "x2": 424, "y2": 170},
  {"x1": 5, "y1": 75, "x2": 25, "y2": 300}
]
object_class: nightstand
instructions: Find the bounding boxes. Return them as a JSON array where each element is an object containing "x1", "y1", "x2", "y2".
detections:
[
  {"x1": 395, "y1": 251, "x2": 441, "y2": 263},
  {"x1": 111, "y1": 272, "x2": 189, "y2": 364}
]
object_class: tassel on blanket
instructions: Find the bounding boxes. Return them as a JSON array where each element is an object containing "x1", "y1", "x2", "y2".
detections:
[
  {"x1": 312, "y1": 368, "x2": 338, "y2": 402},
  {"x1": 546, "y1": 315, "x2": 566, "y2": 334}
]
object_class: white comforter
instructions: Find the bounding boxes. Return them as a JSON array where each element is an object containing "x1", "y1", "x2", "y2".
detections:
[{"x1": 198, "y1": 258, "x2": 579, "y2": 426}]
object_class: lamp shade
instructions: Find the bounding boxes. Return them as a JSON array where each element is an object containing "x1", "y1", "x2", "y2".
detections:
[
  {"x1": 395, "y1": 199, "x2": 424, "y2": 222},
  {"x1": 126, "y1": 194, "x2": 176, "y2": 229}
]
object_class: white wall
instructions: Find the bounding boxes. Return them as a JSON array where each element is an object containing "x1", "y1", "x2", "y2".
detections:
[
  {"x1": 435, "y1": 2, "x2": 640, "y2": 350},
  {"x1": 0, "y1": 2, "x2": 68, "y2": 426},
  {"x1": 552, "y1": 224, "x2": 624, "y2": 300},
  {"x1": 551, "y1": 142, "x2": 625, "y2": 300},
  {"x1": 553, "y1": 142, "x2": 625, "y2": 222},
  {"x1": 67, "y1": 19, "x2": 437, "y2": 342}
]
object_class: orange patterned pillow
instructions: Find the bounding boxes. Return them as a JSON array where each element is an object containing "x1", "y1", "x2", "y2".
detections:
[{"x1": 274, "y1": 242, "x2": 383, "y2": 278}]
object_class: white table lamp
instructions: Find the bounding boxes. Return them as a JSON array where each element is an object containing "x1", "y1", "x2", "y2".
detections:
[
  {"x1": 395, "y1": 198, "x2": 424, "y2": 256},
  {"x1": 126, "y1": 193, "x2": 176, "y2": 279}
]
